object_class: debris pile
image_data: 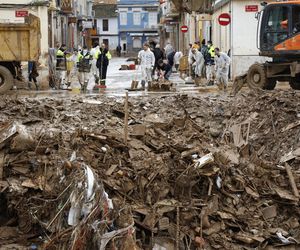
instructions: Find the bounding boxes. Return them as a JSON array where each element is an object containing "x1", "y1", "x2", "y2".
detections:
[{"x1": 0, "y1": 90, "x2": 300, "y2": 249}]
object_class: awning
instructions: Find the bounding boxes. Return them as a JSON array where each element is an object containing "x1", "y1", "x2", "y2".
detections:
[
  {"x1": 129, "y1": 33, "x2": 143, "y2": 37},
  {"x1": 144, "y1": 33, "x2": 159, "y2": 36}
]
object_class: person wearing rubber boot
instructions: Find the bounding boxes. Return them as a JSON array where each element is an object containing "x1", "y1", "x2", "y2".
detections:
[
  {"x1": 28, "y1": 61, "x2": 39, "y2": 90},
  {"x1": 206, "y1": 41, "x2": 215, "y2": 86},
  {"x1": 56, "y1": 44, "x2": 68, "y2": 89},
  {"x1": 77, "y1": 46, "x2": 92, "y2": 93},
  {"x1": 96, "y1": 43, "x2": 112, "y2": 88},
  {"x1": 215, "y1": 47, "x2": 231, "y2": 92},
  {"x1": 90, "y1": 42, "x2": 100, "y2": 85},
  {"x1": 138, "y1": 43, "x2": 155, "y2": 90}
]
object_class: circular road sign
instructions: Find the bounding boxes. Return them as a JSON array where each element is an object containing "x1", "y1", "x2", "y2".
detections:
[
  {"x1": 218, "y1": 13, "x2": 231, "y2": 26},
  {"x1": 181, "y1": 25, "x2": 188, "y2": 33}
]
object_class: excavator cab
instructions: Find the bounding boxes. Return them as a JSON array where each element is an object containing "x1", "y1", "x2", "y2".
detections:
[
  {"x1": 259, "y1": 2, "x2": 300, "y2": 58},
  {"x1": 244, "y1": 2, "x2": 300, "y2": 91}
]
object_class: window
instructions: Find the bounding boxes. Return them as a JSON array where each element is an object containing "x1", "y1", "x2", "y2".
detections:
[
  {"x1": 103, "y1": 39, "x2": 109, "y2": 47},
  {"x1": 133, "y1": 12, "x2": 141, "y2": 25},
  {"x1": 103, "y1": 19, "x2": 108, "y2": 31},
  {"x1": 133, "y1": 38, "x2": 142, "y2": 48},
  {"x1": 292, "y1": 6, "x2": 300, "y2": 34},
  {"x1": 148, "y1": 12, "x2": 157, "y2": 27},
  {"x1": 120, "y1": 12, "x2": 127, "y2": 25},
  {"x1": 262, "y1": 6, "x2": 289, "y2": 49}
]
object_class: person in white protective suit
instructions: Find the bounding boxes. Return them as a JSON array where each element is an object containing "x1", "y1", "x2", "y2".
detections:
[
  {"x1": 90, "y1": 42, "x2": 100, "y2": 84},
  {"x1": 214, "y1": 47, "x2": 231, "y2": 91},
  {"x1": 191, "y1": 48, "x2": 205, "y2": 78},
  {"x1": 138, "y1": 42, "x2": 155, "y2": 89}
]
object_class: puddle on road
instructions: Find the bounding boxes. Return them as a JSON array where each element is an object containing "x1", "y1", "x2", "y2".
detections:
[{"x1": 82, "y1": 99, "x2": 103, "y2": 105}]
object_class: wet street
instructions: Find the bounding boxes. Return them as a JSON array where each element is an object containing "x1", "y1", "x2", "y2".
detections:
[
  {"x1": 11, "y1": 57, "x2": 230, "y2": 97},
  {"x1": 10, "y1": 57, "x2": 291, "y2": 99}
]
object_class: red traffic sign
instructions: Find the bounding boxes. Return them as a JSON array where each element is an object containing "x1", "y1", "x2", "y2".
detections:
[
  {"x1": 245, "y1": 5, "x2": 258, "y2": 12},
  {"x1": 15, "y1": 10, "x2": 29, "y2": 17},
  {"x1": 218, "y1": 13, "x2": 231, "y2": 26},
  {"x1": 181, "y1": 25, "x2": 188, "y2": 33}
]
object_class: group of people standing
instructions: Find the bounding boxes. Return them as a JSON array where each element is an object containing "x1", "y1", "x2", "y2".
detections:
[
  {"x1": 137, "y1": 40, "x2": 231, "y2": 91},
  {"x1": 137, "y1": 42, "x2": 180, "y2": 89},
  {"x1": 188, "y1": 40, "x2": 231, "y2": 91},
  {"x1": 55, "y1": 42, "x2": 112, "y2": 91}
]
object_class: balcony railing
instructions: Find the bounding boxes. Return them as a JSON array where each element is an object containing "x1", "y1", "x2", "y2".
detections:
[
  {"x1": 60, "y1": 0, "x2": 73, "y2": 14},
  {"x1": 144, "y1": 24, "x2": 158, "y2": 29}
]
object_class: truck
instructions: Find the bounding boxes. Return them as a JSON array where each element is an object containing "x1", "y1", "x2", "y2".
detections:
[
  {"x1": 0, "y1": 14, "x2": 40, "y2": 94},
  {"x1": 244, "y1": 0, "x2": 300, "y2": 90}
]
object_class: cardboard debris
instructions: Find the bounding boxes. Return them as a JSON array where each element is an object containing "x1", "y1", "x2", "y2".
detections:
[
  {"x1": 262, "y1": 205, "x2": 277, "y2": 219},
  {"x1": 0, "y1": 91, "x2": 300, "y2": 249},
  {"x1": 280, "y1": 148, "x2": 300, "y2": 163}
]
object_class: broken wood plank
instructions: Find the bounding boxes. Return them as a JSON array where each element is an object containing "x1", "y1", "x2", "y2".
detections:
[
  {"x1": 154, "y1": 127, "x2": 167, "y2": 137},
  {"x1": 105, "y1": 164, "x2": 118, "y2": 176},
  {"x1": 181, "y1": 147, "x2": 201, "y2": 158},
  {"x1": 124, "y1": 91, "x2": 129, "y2": 145},
  {"x1": 0, "y1": 152, "x2": 4, "y2": 180},
  {"x1": 285, "y1": 163, "x2": 299, "y2": 198},
  {"x1": 281, "y1": 120, "x2": 300, "y2": 132}
]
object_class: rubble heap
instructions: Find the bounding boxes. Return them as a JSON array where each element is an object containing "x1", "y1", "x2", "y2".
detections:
[{"x1": 0, "y1": 90, "x2": 300, "y2": 249}]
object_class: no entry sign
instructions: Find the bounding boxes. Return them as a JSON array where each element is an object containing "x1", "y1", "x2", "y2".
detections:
[
  {"x1": 218, "y1": 13, "x2": 231, "y2": 26},
  {"x1": 181, "y1": 25, "x2": 188, "y2": 33}
]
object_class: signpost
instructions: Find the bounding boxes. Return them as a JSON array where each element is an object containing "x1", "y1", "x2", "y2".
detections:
[
  {"x1": 181, "y1": 25, "x2": 188, "y2": 33},
  {"x1": 218, "y1": 13, "x2": 231, "y2": 26},
  {"x1": 15, "y1": 10, "x2": 29, "y2": 17}
]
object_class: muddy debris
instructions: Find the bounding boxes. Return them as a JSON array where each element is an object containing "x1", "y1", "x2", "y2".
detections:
[{"x1": 0, "y1": 90, "x2": 300, "y2": 249}]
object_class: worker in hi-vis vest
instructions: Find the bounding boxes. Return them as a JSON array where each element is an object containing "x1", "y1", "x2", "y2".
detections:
[
  {"x1": 56, "y1": 44, "x2": 68, "y2": 88},
  {"x1": 206, "y1": 40, "x2": 216, "y2": 86},
  {"x1": 77, "y1": 46, "x2": 92, "y2": 92},
  {"x1": 96, "y1": 43, "x2": 112, "y2": 87}
]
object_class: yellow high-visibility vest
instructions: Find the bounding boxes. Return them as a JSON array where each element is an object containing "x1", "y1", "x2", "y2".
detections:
[
  {"x1": 56, "y1": 49, "x2": 64, "y2": 57},
  {"x1": 96, "y1": 50, "x2": 112, "y2": 60},
  {"x1": 209, "y1": 46, "x2": 215, "y2": 58}
]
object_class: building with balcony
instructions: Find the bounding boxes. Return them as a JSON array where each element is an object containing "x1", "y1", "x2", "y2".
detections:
[
  {"x1": 93, "y1": 2, "x2": 118, "y2": 50},
  {"x1": 117, "y1": 0, "x2": 159, "y2": 54},
  {"x1": 159, "y1": 0, "x2": 180, "y2": 50},
  {"x1": 48, "y1": 0, "x2": 94, "y2": 49},
  {"x1": 159, "y1": 0, "x2": 213, "y2": 53}
]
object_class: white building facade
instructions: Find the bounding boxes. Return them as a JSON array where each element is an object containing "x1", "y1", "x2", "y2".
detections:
[
  {"x1": 93, "y1": 3, "x2": 118, "y2": 49},
  {"x1": 210, "y1": 0, "x2": 271, "y2": 77}
]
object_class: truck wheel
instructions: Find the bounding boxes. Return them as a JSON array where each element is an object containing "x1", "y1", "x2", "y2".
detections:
[
  {"x1": 265, "y1": 79, "x2": 277, "y2": 90},
  {"x1": 0, "y1": 66, "x2": 13, "y2": 94},
  {"x1": 247, "y1": 63, "x2": 266, "y2": 89},
  {"x1": 289, "y1": 75, "x2": 300, "y2": 90},
  {"x1": 247, "y1": 63, "x2": 276, "y2": 90}
]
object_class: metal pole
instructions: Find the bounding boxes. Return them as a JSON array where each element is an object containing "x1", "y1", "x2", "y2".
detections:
[{"x1": 51, "y1": 10, "x2": 55, "y2": 48}]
